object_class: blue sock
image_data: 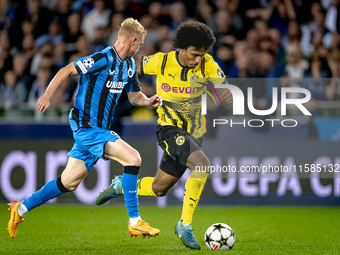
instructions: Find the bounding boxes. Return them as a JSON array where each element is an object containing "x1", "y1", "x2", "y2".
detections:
[
  {"x1": 22, "y1": 177, "x2": 69, "y2": 212},
  {"x1": 122, "y1": 166, "x2": 140, "y2": 219}
]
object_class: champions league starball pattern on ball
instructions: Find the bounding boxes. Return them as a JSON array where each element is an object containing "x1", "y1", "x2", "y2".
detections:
[{"x1": 204, "y1": 223, "x2": 235, "y2": 250}]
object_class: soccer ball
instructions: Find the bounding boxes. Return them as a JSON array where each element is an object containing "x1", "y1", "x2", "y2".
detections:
[{"x1": 204, "y1": 223, "x2": 235, "y2": 250}]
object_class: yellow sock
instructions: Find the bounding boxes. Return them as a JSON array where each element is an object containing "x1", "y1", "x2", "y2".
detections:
[
  {"x1": 137, "y1": 177, "x2": 157, "y2": 196},
  {"x1": 181, "y1": 171, "x2": 209, "y2": 226}
]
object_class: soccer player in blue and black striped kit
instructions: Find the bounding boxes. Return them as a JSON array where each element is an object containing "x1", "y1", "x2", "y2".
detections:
[{"x1": 7, "y1": 18, "x2": 161, "y2": 238}]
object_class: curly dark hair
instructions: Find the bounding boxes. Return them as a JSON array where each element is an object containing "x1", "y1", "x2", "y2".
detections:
[{"x1": 172, "y1": 21, "x2": 216, "y2": 50}]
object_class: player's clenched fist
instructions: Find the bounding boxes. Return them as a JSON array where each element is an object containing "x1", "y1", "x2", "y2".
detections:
[
  {"x1": 149, "y1": 94, "x2": 162, "y2": 108},
  {"x1": 222, "y1": 89, "x2": 233, "y2": 104},
  {"x1": 37, "y1": 94, "x2": 50, "y2": 113}
]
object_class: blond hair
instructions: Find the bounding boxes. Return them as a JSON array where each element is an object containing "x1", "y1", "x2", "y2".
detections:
[{"x1": 118, "y1": 18, "x2": 147, "y2": 41}]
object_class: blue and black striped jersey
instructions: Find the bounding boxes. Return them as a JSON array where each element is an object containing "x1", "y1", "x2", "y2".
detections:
[{"x1": 69, "y1": 46, "x2": 141, "y2": 131}]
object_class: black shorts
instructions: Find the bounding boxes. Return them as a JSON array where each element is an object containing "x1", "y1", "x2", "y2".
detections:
[{"x1": 156, "y1": 125, "x2": 203, "y2": 179}]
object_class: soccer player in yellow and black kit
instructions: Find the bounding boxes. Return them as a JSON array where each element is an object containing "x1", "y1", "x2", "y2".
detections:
[{"x1": 96, "y1": 21, "x2": 232, "y2": 249}]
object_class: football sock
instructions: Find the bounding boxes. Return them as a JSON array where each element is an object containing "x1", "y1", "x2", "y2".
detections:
[
  {"x1": 129, "y1": 216, "x2": 142, "y2": 226},
  {"x1": 21, "y1": 177, "x2": 69, "y2": 215},
  {"x1": 136, "y1": 177, "x2": 157, "y2": 196},
  {"x1": 18, "y1": 203, "x2": 28, "y2": 217},
  {"x1": 181, "y1": 170, "x2": 209, "y2": 226},
  {"x1": 122, "y1": 166, "x2": 140, "y2": 219}
]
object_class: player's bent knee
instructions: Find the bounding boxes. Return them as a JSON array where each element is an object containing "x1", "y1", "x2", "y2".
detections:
[
  {"x1": 61, "y1": 179, "x2": 81, "y2": 191},
  {"x1": 152, "y1": 184, "x2": 169, "y2": 197},
  {"x1": 154, "y1": 189, "x2": 168, "y2": 197},
  {"x1": 127, "y1": 151, "x2": 142, "y2": 166},
  {"x1": 63, "y1": 183, "x2": 78, "y2": 191}
]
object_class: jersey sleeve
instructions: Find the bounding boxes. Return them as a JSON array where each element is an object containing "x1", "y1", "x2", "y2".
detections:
[
  {"x1": 140, "y1": 53, "x2": 163, "y2": 75},
  {"x1": 206, "y1": 55, "x2": 227, "y2": 85},
  {"x1": 124, "y1": 62, "x2": 141, "y2": 92},
  {"x1": 73, "y1": 51, "x2": 109, "y2": 75}
]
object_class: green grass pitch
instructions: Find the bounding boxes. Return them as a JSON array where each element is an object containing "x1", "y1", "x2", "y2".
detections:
[{"x1": 0, "y1": 205, "x2": 339, "y2": 254}]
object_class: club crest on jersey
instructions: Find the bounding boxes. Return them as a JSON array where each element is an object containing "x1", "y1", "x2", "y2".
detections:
[
  {"x1": 128, "y1": 66, "x2": 133, "y2": 78},
  {"x1": 176, "y1": 136, "x2": 185, "y2": 146},
  {"x1": 217, "y1": 68, "x2": 224, "y2": 78},
  {"x1": 191, "y1": 72, "x2": 200, "y2": 82},
  {"x1": 83, "y1": 58, "x2": 94, "y2": 68},
  {"x1": 144, "y1": 56, "x2": 149, "y2": 64}
]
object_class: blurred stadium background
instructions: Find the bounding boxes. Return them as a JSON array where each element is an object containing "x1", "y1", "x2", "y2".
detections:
[{"x1": 0, "y1": 0, "x2": 340, "y2": 207}]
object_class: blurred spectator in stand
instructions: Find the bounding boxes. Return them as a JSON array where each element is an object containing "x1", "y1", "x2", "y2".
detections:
[
  {"x1": 69, "y1": 35, "x2": 89, "y2": 60},
  {"x1": 41, "y1": 0, "x2": 58, "y2": 10},
  {"x1": 108, "y1": 13, "x2": 125, "y2": 46},
  {"x1": 215, "y1": 43, "x2": 238, "y2": 78},
  {"x1": 208, "y1": 10, "x2": 237, "y2": 53},
  {"x1": 249, "y1": 50, "x2": 275, "y2": 110},
  {"x1": 269, "y1": 28, "x2": 286, "y2": 63},
  {"x1": 195, "y1": 1, "x2": 215, "y2": 24},
  {"x1": 325, "y1": 51, "x2": 340, "y2": 100},
  {"x1": 281, "y1": 44, "x2": 309, "y2": 114},
  {"x1": 111, "y1": 0, "x2": 139, "y2": 19},
  {"x1": 301, "y1": 3, "x2": 333, "y2": 57},
  {"x1": 81, "y1": 0, "x2": 111, "y2": 42},
  {"x1": 140, "y1": 14, "x2": 160, "y2": 44},
  {"x1": 16, "y1": 18, "x2": 35, "y2": 52},
  {"x1": 313, "y1": 10, "x2": 333, "y2": 49},
  {"x1": 159, "y1": 39, "x2": 174, "y2": 53},
  {"x1": 148, "y1": 1, "x2": 171, "y2": 27},
  {"x1": 53, "y1": 43, "x2": 66, "y2": 70},
  {"x1": 268, "y1": 0, "x2": 296, "y2": 38},
  {"x1": 154, "y1": 25, "x2": 170, "y2": 52},
  {"x1": 0, "y1": 31, "x2": 13, "y2": 82},
  {"x1": 301, "y1": 54, "x2": 332, "y2": 112},
  {"x1": 21, "y1": 33, "x2": 35, "y2": 62},
  {"x1": 0, "y1": 70, "x2": 27, "y2": 110},
  {"x1": 282, "y1": 45, "x2": 309, "y2": 86},
  {"x1": 26, "y1": 0, "x2": 52, "y2": 39},
  {"x1": 12, "y1": 53, "x2": 32, "y2": 94},
  {"x1": 89, "y1": 27, "x2": 107, "y2": 53},
  {"x1": 281, "y1": 20, "x2": 302, "y2": 49},
  {"x1": 325, "y1": 0, "x2": 339, "y2": 33},
  {"x1": 35, "y1": 18, "x2": 64, "y2": 48},
  {"x1": 254, "y1": 19, "x2": 270, "y2": 38},
  {"x1": 52, "y1": 0, "x2": 72, "y2": 32},
  {"x1": 71, "y1": 0, "x2": 94, "y2": 16},
  {"x1": 64, "y1": 12, "x2": 83, "y2": 59},
  {"x1": 30, "y1": 42, "x2": 53, "y2": 76},
  {"x1": 0, "y1": 0, "x2": 14, "y2": 31},
  {"x1": 168, "y1": 2, "x2": 188, "y2": 32},
  {"x1": 246, "y1": 29, "x2": 260, "y2": 48},
  {"x1": 38, "y1": 52, "x2": 57, "y2": 76},
  {"x1": 27, "y1": 66, "x2": 51, "y2": 109},
  {"x1": 290, "y1": 0, "x2": 313, "y2": 24},
  {"x1": 215, "y1": 0, "x2": 243, "y2": 36}
]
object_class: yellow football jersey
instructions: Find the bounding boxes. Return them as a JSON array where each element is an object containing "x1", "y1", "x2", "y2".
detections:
[{"x1": 141, "y1": 50, "x2": 225, "y2": 138}]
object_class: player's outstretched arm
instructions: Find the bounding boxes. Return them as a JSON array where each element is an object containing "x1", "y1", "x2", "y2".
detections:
[
  {"x1": 37, "y1": 63, "x2": 78, "y2": 113},
  {"x1": 127, "y1": 91, "x2": 162, "y2": 108}
]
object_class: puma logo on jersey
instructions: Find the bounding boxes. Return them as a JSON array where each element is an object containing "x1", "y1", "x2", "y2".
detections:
[
  {"x1": 190, "y1": 197, "x2": 198, "y2": 203},
  {"x1": 168, "y1": 73, "x2": 176, "y2": 80}
]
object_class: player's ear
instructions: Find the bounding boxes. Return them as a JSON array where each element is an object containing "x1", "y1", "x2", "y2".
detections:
[{"x1": 131, "y1": 37, "x2": 138, "y2": 45}]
